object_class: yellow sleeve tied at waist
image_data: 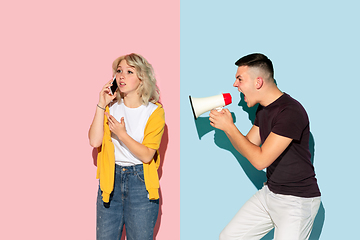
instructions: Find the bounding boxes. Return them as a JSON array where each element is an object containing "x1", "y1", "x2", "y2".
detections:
[
  {"x1": 142, "y1": 103, "x2": 165, "y2": 200},
  {"x1": 96, "y1": 106, "x2": 115, "y2": 203}
]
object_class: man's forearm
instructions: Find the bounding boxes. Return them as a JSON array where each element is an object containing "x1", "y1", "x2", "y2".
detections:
[{"x1": 224, "y1": 124, "x2": 265, "y2": 170}]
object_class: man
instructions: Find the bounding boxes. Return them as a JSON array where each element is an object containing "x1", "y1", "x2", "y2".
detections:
[{"x1": 209, "y1": 53, "x2": 321, "y2": 240}]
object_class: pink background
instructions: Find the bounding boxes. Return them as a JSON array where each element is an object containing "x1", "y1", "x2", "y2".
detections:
[{"x1": 0, "y1": 1, "x2": 179, "y2": 239}]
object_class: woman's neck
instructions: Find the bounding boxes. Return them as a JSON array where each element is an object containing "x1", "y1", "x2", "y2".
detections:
[{"x1": 122, "y1": 93, "x2": 142, "y2": 108}]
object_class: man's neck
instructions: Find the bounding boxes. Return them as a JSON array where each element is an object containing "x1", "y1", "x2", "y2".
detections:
[{"x1": 259, "y1": 86, "x2": 283, "y2": 107}]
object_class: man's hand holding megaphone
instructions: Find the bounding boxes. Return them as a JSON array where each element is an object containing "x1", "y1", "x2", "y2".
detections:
[{"x1": 209, "y1": 108, "x2": 234, "y2": 133}]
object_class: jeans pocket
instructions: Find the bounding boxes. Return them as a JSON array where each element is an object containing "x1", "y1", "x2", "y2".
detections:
[{"x1": 136, "y1": 171, "x2": 145, "y2": 183}]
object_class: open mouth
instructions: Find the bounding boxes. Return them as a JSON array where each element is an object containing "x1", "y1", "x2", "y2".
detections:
[{"x1": 240, "y1": 91, "x2": 247, "y2": 102}]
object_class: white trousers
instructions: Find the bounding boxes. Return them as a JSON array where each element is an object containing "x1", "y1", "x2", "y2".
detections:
[{"x1": 219, "y1": 185, "x2": 320, "y2": 240}]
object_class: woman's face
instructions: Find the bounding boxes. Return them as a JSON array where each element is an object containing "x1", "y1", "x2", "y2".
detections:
[{"x1": 115, "y1": 60, "x2": 141, "y2": 96}]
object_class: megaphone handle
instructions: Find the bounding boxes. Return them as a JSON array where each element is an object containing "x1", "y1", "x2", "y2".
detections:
[{"x1": 215, "y1": 107, "x2": 223, "y2": 112}]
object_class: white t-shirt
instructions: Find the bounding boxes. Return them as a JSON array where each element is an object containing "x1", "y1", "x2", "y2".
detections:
[{"x1": 109, "y1": 100, "x2": 158, "y2": 166}]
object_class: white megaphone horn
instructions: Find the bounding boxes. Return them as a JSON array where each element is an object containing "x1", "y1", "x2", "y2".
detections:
[{"x1": 189, "y1": 93, "x2": 232, "y2": 119}]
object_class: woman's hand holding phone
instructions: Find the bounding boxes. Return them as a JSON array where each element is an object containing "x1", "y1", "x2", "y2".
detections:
[{"x1": 98, "y1": 77, "x2": 118, "y2": 108}]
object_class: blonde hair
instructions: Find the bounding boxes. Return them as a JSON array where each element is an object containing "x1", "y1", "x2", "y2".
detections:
[{"x1": 112, "y1": 53, "x2": 160, "y2": 105}]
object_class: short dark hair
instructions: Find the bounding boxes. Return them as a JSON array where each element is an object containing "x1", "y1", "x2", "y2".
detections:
[{"x1": 235, "y1": 53, "x2": 274, "y2": 79}]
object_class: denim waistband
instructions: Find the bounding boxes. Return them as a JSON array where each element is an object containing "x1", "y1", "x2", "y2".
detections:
[{"x1": 115, "y1": 164, "x2": 143, "y2": 174}]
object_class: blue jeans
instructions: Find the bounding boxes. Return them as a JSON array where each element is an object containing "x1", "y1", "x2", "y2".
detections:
[{"x1": 96, "y1": 164, "x2": 159, "y2": 240}]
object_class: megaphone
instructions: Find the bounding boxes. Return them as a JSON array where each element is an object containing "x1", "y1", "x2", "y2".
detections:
[{"x1": 189, "y1": 93, "x2": 232, "y2": 119}]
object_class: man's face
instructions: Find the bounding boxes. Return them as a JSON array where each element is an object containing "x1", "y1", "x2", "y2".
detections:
[{"x1": 233, "y1": 66, "x2": 258, "y2": 108}]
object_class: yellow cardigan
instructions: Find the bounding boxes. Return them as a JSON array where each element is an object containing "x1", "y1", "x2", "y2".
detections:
[{"x1": 96, "y1": 103, "x2": 165, "y2": 203}]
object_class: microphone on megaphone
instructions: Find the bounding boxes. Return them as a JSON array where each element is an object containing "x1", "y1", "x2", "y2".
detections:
[{"x1": 189, "y1": 93, "x2": 232, "y2": 119}]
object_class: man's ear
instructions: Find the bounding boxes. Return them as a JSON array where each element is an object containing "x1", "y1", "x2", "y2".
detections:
[{"x1": 256, "y1": 77, "x2": 264, "y2": 89}]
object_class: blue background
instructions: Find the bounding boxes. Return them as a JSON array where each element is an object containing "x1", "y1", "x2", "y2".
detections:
[{"x1": 181, "y1": 0, "x2": 360, "y2": 239}]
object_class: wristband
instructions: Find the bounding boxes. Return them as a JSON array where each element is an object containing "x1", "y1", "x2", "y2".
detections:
[{"x1": 97, "y1": 104, "x2": 106, "y2": 111}]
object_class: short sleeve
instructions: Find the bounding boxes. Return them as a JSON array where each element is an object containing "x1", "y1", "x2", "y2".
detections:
[{"x1": 272, "y1": 106, "x2": 308, "y2": 141}]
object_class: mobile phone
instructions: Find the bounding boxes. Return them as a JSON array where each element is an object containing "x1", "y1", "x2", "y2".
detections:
[{"x1": 110, "y1": 76, "x2": 118, "y2": 95}]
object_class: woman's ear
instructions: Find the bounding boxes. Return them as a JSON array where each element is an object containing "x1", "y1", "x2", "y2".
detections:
[{"x1": 256, "y1": 77, "x2": 264, "y2": 89}]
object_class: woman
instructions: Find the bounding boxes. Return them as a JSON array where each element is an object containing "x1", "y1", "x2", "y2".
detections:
[{"x1": 88, "y1": 53, "x2": 165, "y2": 240}]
